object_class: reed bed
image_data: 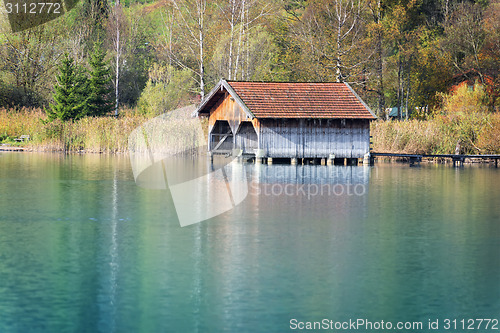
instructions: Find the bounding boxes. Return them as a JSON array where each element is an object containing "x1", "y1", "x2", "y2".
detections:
[
  {"x1": 2, "y1": 107, "x2": 499, "y2": 155},
  {"x1": 0, "y1": 108, "x2": 148, "y2": 153},
  {"x1": 128, "y1": 105, "x2": 207, "y2": 155},
  {"x1": 371, "y1": 113, "x2": 500, "y2": 155}
]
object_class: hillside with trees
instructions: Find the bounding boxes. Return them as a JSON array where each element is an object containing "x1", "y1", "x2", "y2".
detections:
[{"x1": 0, "y1": 0, "x2": 499, "y2": 153}]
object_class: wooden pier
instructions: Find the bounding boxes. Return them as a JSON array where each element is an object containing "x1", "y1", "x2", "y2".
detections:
[
  {"x1": 214, "y1": 152, "x2": 500, "y2": 167},
  {"x1": 371, "y1": 152, "x2": 500, "y2": 167},
  {"x1": 0, "y1": 145, "x2": 25, "y2": 152}
]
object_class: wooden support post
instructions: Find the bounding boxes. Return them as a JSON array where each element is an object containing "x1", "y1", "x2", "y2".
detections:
[
  {"x1": 363, "y1": 153, "x2": 370, "y2": 166},
  {"x1": 452, "y1": 156, "x2": 464, "y2": 167},
  {"x1": 291, "y1": 158, "x2": 298, "y2": 165},
  {"x1": 455, "y1": 156, "x2": 464, "y2": 167},
  {"x1": 495, "y1": 159, "x2": 498, "y2": 168},
  {"x1": 327, "y1": 154, "x2": 335, "y2": 166},
  {"x1": 255, "y1": 149, "x2": 265, "y2": 165}
]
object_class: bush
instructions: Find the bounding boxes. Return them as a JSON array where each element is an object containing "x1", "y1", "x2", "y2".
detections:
[
  {"x1": 439, "y1": 82, "x2": 490, "y2": 114},
  {"x1": 137, "y1": 64, "x2": 195, "y2": 117},
  {"x1": 477, "y1": 114, "x2": 500, "y2": 153},
  {"x1": 436, "y1": 82, "x2": 493, "y2": 154}
]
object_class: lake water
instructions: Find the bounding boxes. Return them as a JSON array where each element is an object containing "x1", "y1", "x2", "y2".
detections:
[{"x1": 1, "y1": 152, "x2": 499, "y2": 333}]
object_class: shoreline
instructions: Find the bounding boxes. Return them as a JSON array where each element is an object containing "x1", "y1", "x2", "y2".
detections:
[
  {"x1": 375, "y1": 156, "x2": 499, "y2": 166},
  {"x1": 0, "y1": 144, "x2": 126, "y2": 154},
  {"x1": 0, "y1": 145, "x2": 26, "y2": 152},
  {"x1": 2, "y1": 109, "x2": 499, "y2": 158},
  {"x1": 2, "y1": 145, "x2": 499, "y2": 166}
]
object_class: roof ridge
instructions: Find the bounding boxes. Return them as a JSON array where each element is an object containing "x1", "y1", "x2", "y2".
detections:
[{"x1": 227, "y1": 80, "x2": 347, "y2": 84}]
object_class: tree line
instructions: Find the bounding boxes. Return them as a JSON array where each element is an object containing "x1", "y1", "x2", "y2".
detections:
[{"x1": 0, "y1": 0, "x2": 498, "y2": 119}]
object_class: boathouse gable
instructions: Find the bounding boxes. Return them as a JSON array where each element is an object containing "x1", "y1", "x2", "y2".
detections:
[
  {"x1": 207, "y1": 91, "x2": 248, "y2": 135},
  {"x1": 203, "y1": 89, "x2": 259, "y2": 154}
]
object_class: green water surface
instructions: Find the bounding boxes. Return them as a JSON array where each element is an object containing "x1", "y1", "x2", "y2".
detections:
[{"x1": 0, "y1": 153, "x2": 499, "y2": 332}]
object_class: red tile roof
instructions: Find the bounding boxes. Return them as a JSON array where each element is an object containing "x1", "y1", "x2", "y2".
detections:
[{"x1": 226, "y1": 81, "x2": 375, "y2": 119}]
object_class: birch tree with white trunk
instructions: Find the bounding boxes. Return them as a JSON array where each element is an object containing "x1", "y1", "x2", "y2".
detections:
[{"x1": 169, "y1": 0, "x2": 208, "y2": 99}]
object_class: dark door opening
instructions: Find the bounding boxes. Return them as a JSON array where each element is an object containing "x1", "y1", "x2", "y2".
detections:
[{"x1": 210, "y1": 120, "x2": 233, "y2": 152}]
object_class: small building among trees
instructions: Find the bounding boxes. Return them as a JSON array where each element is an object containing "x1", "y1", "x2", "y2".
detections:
[{"x1": 196, "y1": 80, "x2": 376, "y2": 164}]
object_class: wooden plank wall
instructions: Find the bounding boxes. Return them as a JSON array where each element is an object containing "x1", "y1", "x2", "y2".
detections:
[
  {"x1": 235, "y1": 121, "x2": 258, "y2": 154},
  {"x1": 258, "y1": 119, "x2": 370, "y2": 158}
]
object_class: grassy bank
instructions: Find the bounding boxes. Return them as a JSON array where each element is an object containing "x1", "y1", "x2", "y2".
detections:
[
  {"x1": 2, "y1": 107, "x2": 500, "y2": 155},
  {"x1": 371, "y1": 113, "x2": 500, "y2": 155},
  {"x1": 0, "y1": 108, "x2": 148, "y2": 153}
]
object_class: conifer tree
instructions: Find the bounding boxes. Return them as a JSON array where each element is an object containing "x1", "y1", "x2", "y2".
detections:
[
  {"x1": 48, "y1": 54, "x2": 87, "y2": 121},
  {"x1": 86, "y1": 42, "x2": 113, "y2": 117}
]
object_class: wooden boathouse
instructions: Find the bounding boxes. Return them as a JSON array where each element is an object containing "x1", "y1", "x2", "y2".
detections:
[{"x1": 196, "y1": 80, "x2": 377, "y2": 164}]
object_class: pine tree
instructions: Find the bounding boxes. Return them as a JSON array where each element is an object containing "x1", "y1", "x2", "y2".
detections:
[
  {"x1": 48, "y1": 54, "x2": 88, "y2": 121},
  {"x1": 74, "y1": 64, "x2": 90, "y2": 117},
  {"x1": 86, "y1": 42, "x2": 112, "y2": 117}
]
